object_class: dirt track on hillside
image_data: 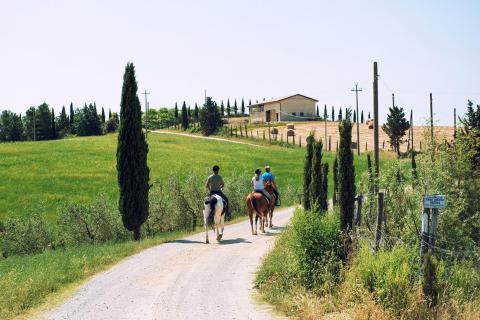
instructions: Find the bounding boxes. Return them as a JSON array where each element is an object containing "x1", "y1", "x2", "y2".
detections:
[{"x1": 37, "y1": 208, "x2": 294, "y2": 320}]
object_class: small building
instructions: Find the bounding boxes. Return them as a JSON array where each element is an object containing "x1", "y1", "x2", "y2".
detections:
[{"x1": 247, "y1": 94, "x2": 318, "y2": 123}]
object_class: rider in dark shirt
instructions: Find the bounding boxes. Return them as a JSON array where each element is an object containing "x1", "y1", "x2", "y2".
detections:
[{"x1": 205, "y1": 165, "x2": 230, "y2": 216}]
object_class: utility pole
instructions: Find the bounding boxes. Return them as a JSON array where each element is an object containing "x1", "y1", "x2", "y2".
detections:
[
  {"x1": 142, "y1": 89, "x2": 150, "y2": 139},
  {"x1": 351, "y1": 83, "x2": 363, "y2": 155},
  {"x1": 454, "y1": 108, "x2": 457, "y2": 138},
  {"x1": 430, "y1": 93, "x2": 434, "y2": 143},
  {"x1": 373, "y1": 62, "x2": 379, "y2": 192},
  {"x1": 410, "y1": 109, "x2": 414, "y2": 151}
]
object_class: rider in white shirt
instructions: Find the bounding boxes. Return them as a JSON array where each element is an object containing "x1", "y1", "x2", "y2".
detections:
[{"x1": 251, "y1": 168, "x2": 271, "y2": 202}]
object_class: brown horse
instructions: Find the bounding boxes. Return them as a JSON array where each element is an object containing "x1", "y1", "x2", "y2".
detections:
[
  {"x1": 264, "y1": 183, "x2": 277, "y2": 227},
  {"x1": 246, "y1": 186, "x2": 277, "y2": 235}
]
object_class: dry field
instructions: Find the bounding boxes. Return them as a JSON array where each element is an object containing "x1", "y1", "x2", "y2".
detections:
[{"x1": 245, "y1": 121, "x2": 455, "y2": 154}]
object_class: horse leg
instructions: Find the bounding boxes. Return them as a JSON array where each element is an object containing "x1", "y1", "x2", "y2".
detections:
[
  {"x1": 204, "y1": 210, "x2": 209, "y2": 244},
  {"x1": 269, "y1": 208, "x2": 274, "y2": 228},
  {"x1": 254, "y1": 214, "x2": 259, "y2": 235},
  {"x1": 261, "y1": 214, "x2": 266, "y2": 233},
  {"x1": 249, "y1": 210, "x2": 255, "y2": 235},
  {"x1": 220, "y1": 213, "x2": 225, "y2": 239}
]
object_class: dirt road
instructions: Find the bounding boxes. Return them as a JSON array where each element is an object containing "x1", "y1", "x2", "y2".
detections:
[{"x1": 38, "y1": 208, "x2": 294, "y2": 320}]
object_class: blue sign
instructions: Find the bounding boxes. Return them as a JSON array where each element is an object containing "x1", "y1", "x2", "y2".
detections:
[{"x1": 423, "y1": 195, "x2": 446, "y2": 209}]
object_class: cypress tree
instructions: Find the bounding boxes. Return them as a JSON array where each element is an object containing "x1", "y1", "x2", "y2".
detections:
[
  {"x1": 368, "y1": 112, "x2": 371, "y2": 119},
  {"x1": 310, "y1": 138, "x2": 323, "y2": 212},
  {"x1": 188, "y1": 105, "x2": 192, "y2": 118},
  {"x1": 338, "y1": 114, "x2": 356, "y2": 231},
  {"x1": 174, "y1": 102, "x2": 179, "y2": 123},
  {"x1": 361, "y1": 110, "x2": 364, "y2": 123},
  {"x1": 353, "y1": 109, "x2": 356, "y2": 123},
  {"x1": 316, "y1": 105, "x2": 319, "y2": 117},
  {"x1": 241, "y1": 98, "x2": 245, "y2": 115},
  {"x1": 58, "y1": 105, "x2": 69, "y2": 133},
  {"x1": 109, "y1": 108, "x2": 112, "y2": 120},
  {"x1": 181, "y1": 101, "x2": 189, "y2": 130},
  {"x1": 194, "y1": 103, "x2": 199, "y2": 120},
  {"x1": 331, "y1": 106, "x2": 335, "y2": 122},
  {"x1": 199, "y1": 97, "x2": 222, "y2": 136},
  {"x1": 338, "y1": 108, "x2": 343, "y2": 121},
  {"x1": 51, "y1": 108, "x2": 56, "y2": 139},
  {"x1": 382, "y1": 105, "x2": 410, "y2": 156},
  {"x1": 69, "y1": 102, "x2": 74, "y2": 127},
  {"x1": 117, "y1": 63, "x2": 150, "y2": 240},
  {"x1": 303, "y1": 134, "x2": 315, "y2": 210},
  {"x1": 333, "y1": 156, "x2": 338, "y2": 206},
  {"x1": 101, "y1": 107, "x2": 106, "y2": 123},
  {"x1": 226, "y1": 99, "x2": 231, "y2": 116},
  {"x1": 220, "y1": 100, "x2": 224, "y2": 116},
  {"x1": 234, "y1": 99, "x2": 238, "y2": 115},
  {"x1": 320, "y1": 163, "x2": 329, "y2": 211},
  {"x1": 324, "y1": 104, "x2": 328, "y2": 120},
  {"x1": 35, "y1": 103, "x2": 52, "y2": 140},
  {"x1": 249, "y1": 99, "x2": 252, "y2": 106}
]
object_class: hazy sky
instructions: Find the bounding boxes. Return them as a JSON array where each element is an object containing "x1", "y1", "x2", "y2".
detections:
[{"x1": 1, "y1": 0, "x2": 479, "y2": 124}]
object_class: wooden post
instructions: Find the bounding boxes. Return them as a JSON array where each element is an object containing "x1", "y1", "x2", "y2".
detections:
[
  {"x1": 365, "y1": 142, "x2": 368, "y2": 152},
  {"x1": 240, "y1": 125, "x2": 243, "y2": 137},
  {"x1": 373, "y1": 62, "x2": 380, "y2": 193},
  {"x1": 336, "y1": 140, "x2": 338, "y2": 152},
  {"x1": 382, "y1": 141, "x2": 385, "y2": 149},
  {"x1": 410, "y1": 110, "x2": 414, "y2": 151},
  {"x1": 268, "y1": 127, "x2": 271, "y2": 142},
  {"x1": 257, "y1": 130, "x2": 259, "y2": 139},
  {"x1": 375, "y1": 192, "x2": 384, "y2": 251},
  {"x1": 430, "y1": 208, "x2": 438, "y2": 250},
  {"x1": 293, "y1": 135, "x2": 295, "y2": 145},
  {"x1": 420, "y1": 207, "x2": 430, "y2": 263},
  {"x1": 356, "y1": 195, "x2": 363, "y2": 226},
  {"x1": 420, "y1": 140, "x2": 422, "y2": 150},
  {"x1": 328, "y1": 136, "x2": 331, "y2": 151},
  {"x1": 299, "y1": 136, "x2": 302, "y2": 148},
  {"x1": 281, "y1": 133, "x2": 283, "y2": 142},
  {"x1": 235, "y1": 127, "x2": 238, "y2": 137}
]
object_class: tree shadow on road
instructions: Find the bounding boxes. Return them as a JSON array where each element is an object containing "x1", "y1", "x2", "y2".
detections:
[
  {"x1": 169, "y1": 238, "x2": 252, "y2": 245},
  {"x1": 220, "y1": 238, "x2": 252, "y2": 245}
]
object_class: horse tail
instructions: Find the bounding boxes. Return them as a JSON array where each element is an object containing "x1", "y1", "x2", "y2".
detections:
[
  {"x1": 249, "y1": 194, "x2": 260, "y2": 217},
  {"x1": 207, "y1": 197, "x2": 217, "y2": 226}
]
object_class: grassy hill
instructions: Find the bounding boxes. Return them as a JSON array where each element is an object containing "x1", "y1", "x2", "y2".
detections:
[{"x1": 0, "y1": 132, "x2": 379, "y2": 220}]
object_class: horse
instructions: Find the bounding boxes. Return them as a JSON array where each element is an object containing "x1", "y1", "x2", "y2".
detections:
[
  {"x1": 203, "y1": 194, "x2": 225, "y2": 243},
  {"x1": 246, "y1": 188, "x2": 275, "y2": 235},
  {"x1": 264, "y1": 183, "x2": 277, "y2": 227}
]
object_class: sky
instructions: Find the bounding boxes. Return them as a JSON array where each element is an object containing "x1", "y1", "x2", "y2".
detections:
[{"x1": 1, "y1": 0, "x2": 479, "y2": 125}]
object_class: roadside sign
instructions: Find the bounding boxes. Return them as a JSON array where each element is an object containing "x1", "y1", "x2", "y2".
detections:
[{"x1": 423, "y1": 195, "x2": 446, "y2": 209}]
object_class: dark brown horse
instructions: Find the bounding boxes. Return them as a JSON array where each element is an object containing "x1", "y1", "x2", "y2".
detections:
[
  {"x1": 264, "y1": 183, "x2": 277, "y2": 227},
  {"x1": 246, "y1": 186, "x2": 277, "y2": 235}
]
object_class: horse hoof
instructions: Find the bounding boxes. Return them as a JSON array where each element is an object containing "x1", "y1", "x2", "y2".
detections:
[
  {"x1": 269, "y1": 223, "x2": 273, "y2": 228},
  {"x1": 206, "y1": 239, "x2": 209, "y2": 244},
  {"x1": 253, "y1": 232, "x2": 258, "y2": 235}
]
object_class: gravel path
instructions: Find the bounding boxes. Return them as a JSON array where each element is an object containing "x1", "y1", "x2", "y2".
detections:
[
  {"x1": 151, "y1": 130, "x2": 265, "y2": 148},
  {"x1": 38, "y1": 207, "x2": 294, "y2": 320}
]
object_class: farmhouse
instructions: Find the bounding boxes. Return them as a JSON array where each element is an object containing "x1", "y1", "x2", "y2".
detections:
[{"x1": 248, "y1": 94, "x2": 318, "y2": 123}]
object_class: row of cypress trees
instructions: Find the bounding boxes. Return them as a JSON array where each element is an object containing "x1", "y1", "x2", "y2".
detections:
[
  {"x1": 302, "y1": 112, "x2": 356, "y2": 232},
  {"x1": 303, "y1": 134, "x2": 328, "y2": 212}
]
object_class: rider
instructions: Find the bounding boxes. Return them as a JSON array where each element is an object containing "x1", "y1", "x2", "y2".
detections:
[
  {"x1": 205, "y1": 165, "x2": 230, "y2": 217},
  {"x1": 252, "y1": 168, "x2": 271, "y2": 203},
  {"x1": 261, "y1": 165, "x2": 280, "y2": 206}
]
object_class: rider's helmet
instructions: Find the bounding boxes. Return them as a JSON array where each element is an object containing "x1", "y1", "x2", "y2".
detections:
[
  {"x1": 265, "y1": 165, "x2": 271, "y2": 172},
  {"x1": 255, "y1": 168, "x2": 261, "y2": 175},
  {"x1": 212, "y1": 165, "x2": 220, "y2": 172}
]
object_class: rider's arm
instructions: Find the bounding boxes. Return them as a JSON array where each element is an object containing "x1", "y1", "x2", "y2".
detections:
[{"x1": 205, "y1": 179, "x2": 210, "y2": 190}]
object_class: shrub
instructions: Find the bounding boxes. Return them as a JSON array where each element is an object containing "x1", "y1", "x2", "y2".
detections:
[
  {"x1": 290, "y1": 209, "x2": 342, "y2": 290},
  {"x1": 105, "y1": 117, "x2": 119, "y2": 133},
  {"x1": 57, "y1": 199, "x2": 127, "y2": 245},
  {"x1": 0, "y1": 214, "x2": 56, "y2": 257}
]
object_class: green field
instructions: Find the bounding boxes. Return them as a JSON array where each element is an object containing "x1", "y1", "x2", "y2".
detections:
[{"x1": 0, "y1": 132, "x2": 377, "y2": 220}]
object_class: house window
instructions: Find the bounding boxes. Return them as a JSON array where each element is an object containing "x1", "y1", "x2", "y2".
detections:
[
  {"x1": 300, "y1": 112, "x2": 304, "y2": 117},
  {"x1": 292, "y1": 112, "x2": 296, "y2": 116}
]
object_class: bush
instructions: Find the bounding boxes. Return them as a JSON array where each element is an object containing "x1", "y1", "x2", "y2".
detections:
[
  {"x1": 290, "y1": 209, "x2": 342, "y2": 290},
  {"x1": 0, "y1": 214, "x2": 56, "y2": 257},
  {"x1": 57, "y1": 199, "x2": 127, "y2": 245},
  {"x1": 105, "y1": 117, "x2": 119, "y2": 133}
]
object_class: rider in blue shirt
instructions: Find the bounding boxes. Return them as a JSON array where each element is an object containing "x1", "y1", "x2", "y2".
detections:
[{"x1": 261, "y1": 165, "x2": 280, "y2": 205}]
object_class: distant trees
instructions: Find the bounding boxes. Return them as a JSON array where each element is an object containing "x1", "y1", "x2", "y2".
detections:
[
  {"x1": 181, "y1": 101, "x2": 189, "y2": 130},
  {"x1": 36, "y1": 103, "x2": 53, "y2": 141},
  {"x1": 338, "y1": 108, "x2": 343, "y2": 121},
  {"x1": 69, "y1": 103, "x2": 75, "y2": 128},
  {"x1": 353, "y1": 110, "x2": 356, "y2": 123},
  {"x1": 338, "y1": 113, "x2": 356, "y2": 231},
  {"x1": 382, "y1": 105, "x2": 410, "y2": 156},
  {"x1": 117, "y1": 62, "x2": 150, "y2": 240},
  {"x1": 304, "y1": 134, "x2": 329, "y2": 213},
  {"x1": 75, "y1": 104, "x2": 102, "y2": 136},
  {"x1": 0, "y1": 110, "x2": 24, "y2": 142},
  {"x1": 361, "y1": 110, "x2": 364, "y2": 123},
  {"x1": 331, "y1": 106, "x2": 335, "y2": 122},
  {"x1": 51, "y1": 108, "x2": 56, "y2": 139},
  {"x1": 234, "y1": 99, "x2": 238, "y2": 115},
  {"x1": 105, "y1": 113, "x2": 119, "y2": 133},
  {"x1": 174, "y1": 103, "x2": 179, "y2": 124},
  {"x1": 226, "y1": 99, "x2": 231, "y2": 117},
  {"x1": 458, "y1": 100, "x2": 480, "y2": 168},
  {"x1": 316, "y1": 105, "x2": 319, "y2": 117},
  {"x1": 199, "y1": 97, "x2": 222, "y2": 136},
  {"x1": 324, "y1": 104, "x2": 328, "y2": 120},
  {"x1": 241, "y1": 99, "x2": 245, "y2": 115},
  {"x1": 101, "y1": 107, "x2": 106, "y2": 123},
  {"x1": 194, "y1": 103, "x2": 199, "y2": 120},
  {"x1": 220, "y1": 100, "x2": 225, "y2": 116},
  {"x1": 368, "y1": 112, "x2": 371, "y2": 119}
]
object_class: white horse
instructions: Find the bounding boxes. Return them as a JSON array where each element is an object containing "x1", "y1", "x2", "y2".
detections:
[{"x1": 203, "y1": 194, "x2": 225, "y2": 243}]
